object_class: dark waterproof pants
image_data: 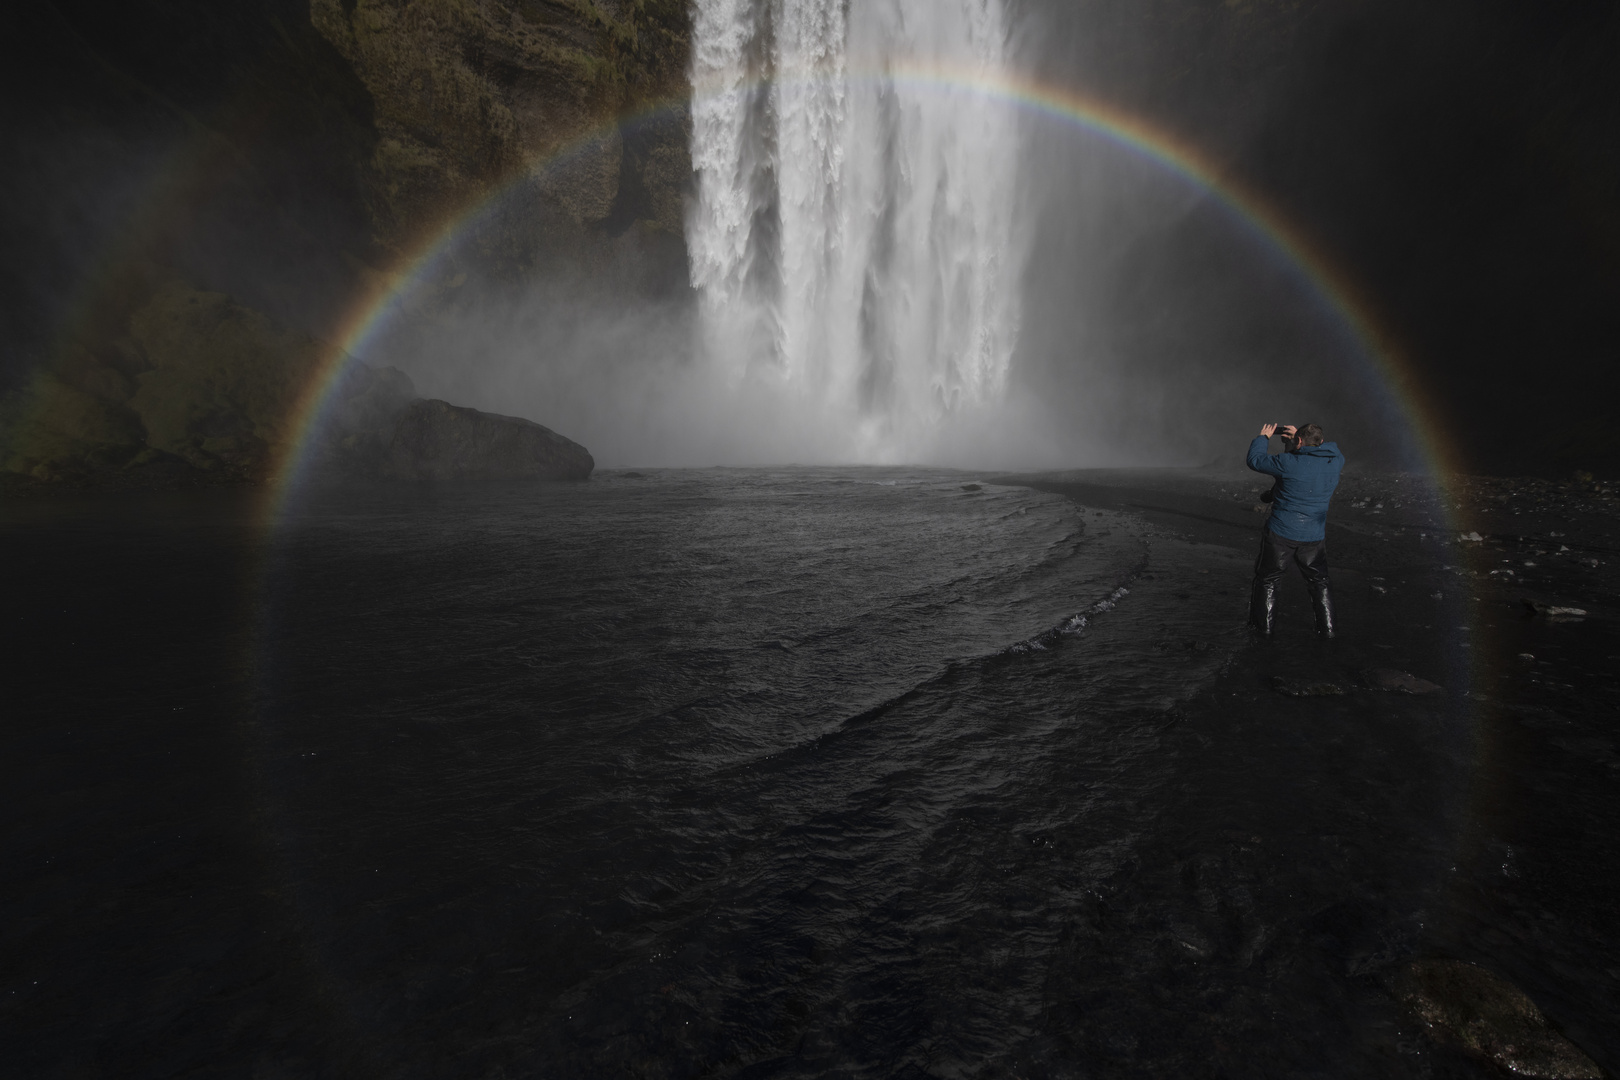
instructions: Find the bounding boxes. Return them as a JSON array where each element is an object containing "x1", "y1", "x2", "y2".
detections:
[{"x1": 1249, "y1": 528, "x2": 1334, "y2": 637}]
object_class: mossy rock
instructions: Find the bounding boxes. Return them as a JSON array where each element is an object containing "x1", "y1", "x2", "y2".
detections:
[
  {"x1": 311, "y1": 0, "x2": 690, "y2": 250},
  {"x1": 128, "y1": 283, "x2": 327, "y2": 474},
  {"x1": 0, "y1": 371, "x2": 147, "y2": 478}
]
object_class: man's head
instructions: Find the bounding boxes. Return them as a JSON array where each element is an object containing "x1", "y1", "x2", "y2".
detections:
[{"x1": 1295, "y1": 423, "x2": 1325, "y2": 447}]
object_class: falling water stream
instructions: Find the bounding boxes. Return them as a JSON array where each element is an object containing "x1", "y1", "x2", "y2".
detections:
[{"x1": 688, "y1": 0, "x2": 1022, "y2": 459}]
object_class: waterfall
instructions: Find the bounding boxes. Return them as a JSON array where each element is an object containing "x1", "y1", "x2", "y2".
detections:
[{"x1": 688, "y1": 0, "x2": 1021, "y2": 460}]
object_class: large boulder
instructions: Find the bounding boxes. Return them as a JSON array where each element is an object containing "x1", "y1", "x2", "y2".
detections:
[
  {"x1": 387, "y1": 399, "x2": 593, "y2": 481},
  {"x1": 0, "y1": 278, "x2": 596, "y2": 488},
  {"x1": 128, "y1": 283, "x2": 326, "y2": 476},
  {"x1": 0, "y1": 369, "x2": 147, "y2": 481},
  {"x1": 1390, "y1": 959, "x2": 1600, "y2": 1079},
  {"x1": 1, "y1": 280, "x2": 322, "y2": 484}
]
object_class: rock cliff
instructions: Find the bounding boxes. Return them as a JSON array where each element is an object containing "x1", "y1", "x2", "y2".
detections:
[
  {"x1": 309, "y1": 0, "x2": 692, "y2": 271},
  {"x1": 1, "y1": 0, "x2": 680, "y2": 486},
  {"x1": 1, "y1": 278, "x2": 592, "y2": 486}
]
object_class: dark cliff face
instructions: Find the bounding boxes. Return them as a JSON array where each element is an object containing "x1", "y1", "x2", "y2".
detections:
[
  {"x1": 1019, "y1": 0, "x2": 1620, "y2": 476},
  {"x1": 1, "y1": 2, "x2": 383, "y2": 368},
  {"x1": 309, "y1": 0, "x2": 691, "y2": 257},
  {"x1": 0, "y1": 0, "x2": 689, "y2": 484},
  {"x1": 4, "y1": 1, "x2": 1617, "y2": 480},
  {"x1": 2, "y1": 0, "x2": 691, "y2": 349}
]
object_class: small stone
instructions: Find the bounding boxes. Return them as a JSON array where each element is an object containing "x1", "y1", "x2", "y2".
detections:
[
  {"x1": 1461, "y1": 531, "x2": 1484, "y2": 542},
  {"x1": 1389, "y1": 959, "x2": 1601, "y2": 1079},
  {"x1": 1271, "y1": 676, "x2": 1346, "y2": 697},
  {"x1": 1361, "y1": 668, "x2": 1444, "y2": 694},
  {"x1": 1169, "y1": 924, "x2": 1212, "y2": 959}
]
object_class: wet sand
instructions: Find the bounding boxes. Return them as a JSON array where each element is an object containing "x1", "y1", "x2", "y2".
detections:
[
  {"x1": 996, "y1": 466, "x2": 1620, "y2": 1076},
  {"x1": 3, "y1": 468, "x2": 1614, "y2": 1076}
]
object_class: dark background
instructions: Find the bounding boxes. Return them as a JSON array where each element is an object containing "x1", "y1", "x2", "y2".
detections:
[
  {"x1": 0, "y1": 0, "x2": 379, "y2": 375},
  {"x1": 1017, "y1": 0, "x2": 1620, "y2": 475},
  {"x1": 2, "y1": 0, "x2": 1616, "y2": 476}
]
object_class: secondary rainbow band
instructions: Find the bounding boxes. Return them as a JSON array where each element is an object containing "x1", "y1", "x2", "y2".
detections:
[{"x1": 265, "y1": 65, "x2": 1462, "y2": 521}]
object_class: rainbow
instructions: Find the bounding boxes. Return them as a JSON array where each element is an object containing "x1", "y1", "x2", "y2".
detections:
[{"x1": 265, "y1": 64, "x2": 1465, "y2": 521}]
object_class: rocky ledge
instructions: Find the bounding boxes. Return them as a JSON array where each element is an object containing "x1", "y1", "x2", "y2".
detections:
[
  {"x1": 387, "y1": 399, "x2": 593, "y2": 482},
  {"x1": 0, "y1": 280, "x2": 593, "y2": 490},
  {"x1": 298, "y1": 363, "x2": 595, "y2": 483}
]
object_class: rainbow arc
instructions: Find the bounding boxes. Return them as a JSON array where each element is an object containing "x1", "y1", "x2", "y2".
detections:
[{"x1": 265, "y1": 65, "x2": 1462, "y2": 522}]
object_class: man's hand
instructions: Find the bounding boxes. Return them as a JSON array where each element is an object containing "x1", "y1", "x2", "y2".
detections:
[
  {"x1": 1260, "y1": 423, "x2": 1278, "y2": 437},
  {"x1": 1278, "y1": 424, "x2": 1298, "y2": 441}
]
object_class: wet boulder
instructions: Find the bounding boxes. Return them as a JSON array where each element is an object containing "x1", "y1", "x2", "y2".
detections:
[
  {"x1": 1270, "y1": 677, "x2": 1346, "y2": 697},
  {"x1": 388, "y1": 399, "x2": 594, "y2": 481},
  {"x1": 1361, "y1": 668, "x2": 1443, "y2": 694},
  {"x1": 1389, "y1": 959, "x2": 1600, "y2": 1078}
]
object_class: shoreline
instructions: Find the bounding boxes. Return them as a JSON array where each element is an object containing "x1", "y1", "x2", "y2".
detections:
[
  {"x1": 3, "y1": 464, "x2": 1614, "y2": 1074},
  {"x1": 994, "y1": 466, "x2": 1618, "y2": 1074}
]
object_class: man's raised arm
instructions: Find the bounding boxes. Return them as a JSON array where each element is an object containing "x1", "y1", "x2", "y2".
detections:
[{"x1": 1247, "y1": 423, "x2": 1288, "y2": 476}]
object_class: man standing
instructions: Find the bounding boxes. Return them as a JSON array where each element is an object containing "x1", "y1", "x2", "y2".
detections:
[{"x1": 1246, "y1": 422, "x2": 1345, "y2": 638}]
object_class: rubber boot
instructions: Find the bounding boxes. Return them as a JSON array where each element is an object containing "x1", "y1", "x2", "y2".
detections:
[
  {"x1": 1309, "y1": 582, "x2": 1335, "y2": 640},
  {"x1": 1249, "y1": 579, "x2": 1277, "y2": 637}
]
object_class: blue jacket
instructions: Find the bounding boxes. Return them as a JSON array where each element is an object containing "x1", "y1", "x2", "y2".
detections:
[{"x1": 1246, "y1": 436, "x2": 1344, "y2": 542}]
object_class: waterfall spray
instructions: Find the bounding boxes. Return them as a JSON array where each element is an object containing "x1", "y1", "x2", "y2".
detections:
[{"x1": 688, "y1": 0, "x2": 1022, "y2": 461}]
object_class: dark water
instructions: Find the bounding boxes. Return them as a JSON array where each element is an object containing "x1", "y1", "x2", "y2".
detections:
[{"x1": 3, "y1": 468, "x2": 1613, "y2": 1078}]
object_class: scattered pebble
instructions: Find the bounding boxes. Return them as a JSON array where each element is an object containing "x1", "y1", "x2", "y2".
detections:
[
  {"x1": 1270, "y1": 677, "x2": 1346, "y2": 697},
  {"x1": 1361, "y1": 668, "x2": 1444, "y2": 694}
]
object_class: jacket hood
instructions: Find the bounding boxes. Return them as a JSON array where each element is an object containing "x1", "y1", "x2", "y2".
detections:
[{"x1": 1297, "y1": 442, "x2": 1340, "y2": 457}]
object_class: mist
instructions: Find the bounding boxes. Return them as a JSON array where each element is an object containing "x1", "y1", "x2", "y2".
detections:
[
  {"x1": 5, "y1": 1, "x2": 1616, "y2": 482},
  {"x1": 349, "y1": 0, "x2": 1420, "y2": 474}
]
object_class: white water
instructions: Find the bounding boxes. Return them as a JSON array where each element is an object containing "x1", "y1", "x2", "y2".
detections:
[{"x1": 688, "y1": 0, "x2": 1023, "y2": 461}]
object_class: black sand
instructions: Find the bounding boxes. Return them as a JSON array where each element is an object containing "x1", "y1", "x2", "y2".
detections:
[
  {"x1": 4, "y1": 468, "x2": 1616, "y2": 1077},
  {"x1": 995, "y1": 466, "x2": 1619, "y2": 1075}
]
